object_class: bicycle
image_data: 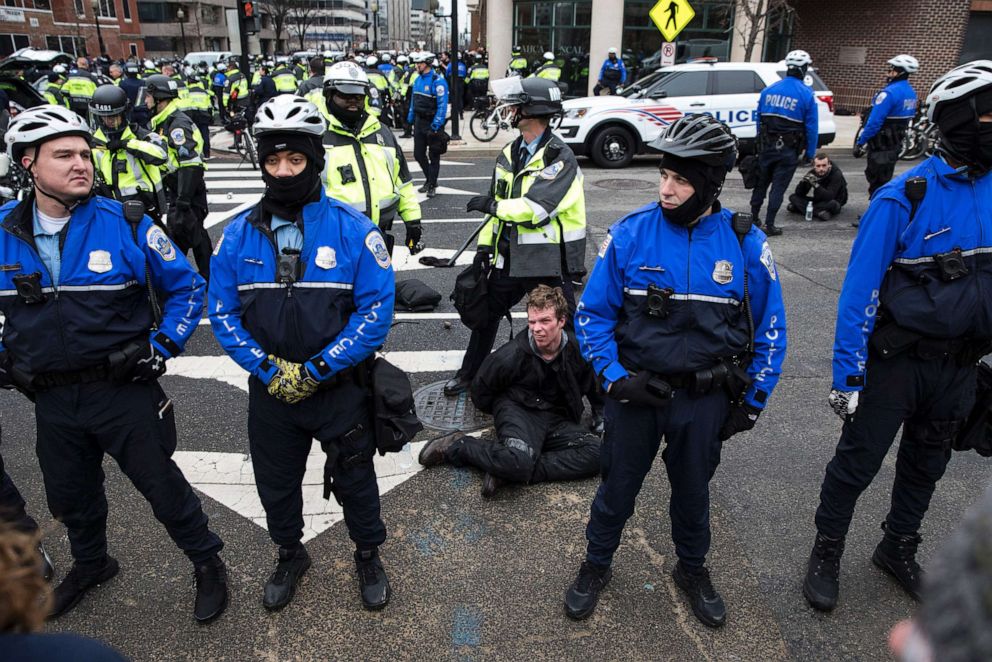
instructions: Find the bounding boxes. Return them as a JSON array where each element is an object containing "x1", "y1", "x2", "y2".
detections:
[
  {"x1": 469, "y1": 95, "x2": 563, "y2": 142},
  {"x1": 225, "y1": 112, "x2": 258, "y2": 170}
]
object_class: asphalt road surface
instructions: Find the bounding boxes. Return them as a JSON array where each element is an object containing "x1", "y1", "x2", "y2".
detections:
[{"x1": 2, "y1": 149, "x2": 987, "y2": 661}]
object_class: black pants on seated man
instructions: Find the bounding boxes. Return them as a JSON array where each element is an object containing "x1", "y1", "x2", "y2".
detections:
[{"x1": 448, "y1": 400, "x2": 600, "y2": 483}]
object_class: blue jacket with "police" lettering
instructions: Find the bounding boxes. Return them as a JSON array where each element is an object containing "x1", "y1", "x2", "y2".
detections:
[
  {"x1": 208, "y1": 190, "x2": 395, "y2": 385},
  {"x1": 832, "y1": 155, "x2": 992, "y2": 390},
  {"x1": 576, "y1": 203, "x2": 787, "y2": 410},
  {"x1": 857, "y1": 78, "x2": 918, "y2": 146},
  {"x1": 0, "y1": 195, "x2": 203, "y2": 376},
  {"x1": 756, "y1": 75, "x2": 819, "y2": 160}
]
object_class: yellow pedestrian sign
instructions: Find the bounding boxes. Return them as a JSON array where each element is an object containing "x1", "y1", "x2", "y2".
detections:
[{"x1": 650, "y1": 0, "x2": 695, "y2": 42}]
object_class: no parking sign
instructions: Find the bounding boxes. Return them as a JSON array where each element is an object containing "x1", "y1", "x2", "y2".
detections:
[{"x1": 661, "y1": 42, "x2": 676, "y2": 67}]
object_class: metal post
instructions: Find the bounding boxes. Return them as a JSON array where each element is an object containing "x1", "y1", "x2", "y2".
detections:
[
  {"x1": 177, "y1": 6, "x2": 187, "y2": 57},
  {"x1": 237, "y1": 2, "x2": 251, "y2": 77},
  {"x1": 372, "y1": 1, "x2": 379, "y2": 52},
  {"x1": 449, "y1": 0, "x2": 460, "y2": 140},
  {"x1": 91, "y1": 0, "x2": 107, "y2": 58}
]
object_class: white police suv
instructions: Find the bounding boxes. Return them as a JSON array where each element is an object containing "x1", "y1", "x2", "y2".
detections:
[{"x1": 558, "y1": 59, "x2": 837, "y2": 168}]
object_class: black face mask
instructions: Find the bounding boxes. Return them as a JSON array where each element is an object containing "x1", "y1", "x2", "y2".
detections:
[
  {"x1": 977, "y1": 122, "x2": 992, "y2": 169},
  {"x1": 328, "y1": 99, "x2": 366, "y2": 130},
  {"x1": 658, "y1": 155, "x2": 726, "y2": 227},
  {"x1": 261, "y1": 159, "x2": 321, "y2": 218}
]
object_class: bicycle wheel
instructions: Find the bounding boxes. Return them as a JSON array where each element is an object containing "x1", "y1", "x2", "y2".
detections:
[
  {"x1": 244, "y1": 134, "x2": 258, "y2": 170},
  {"x1": 470, "y1": 111, "x2": 499, "y2": 142},
  {"x1": 900, "y1": 130, "x2": 926, "y2": 160}
]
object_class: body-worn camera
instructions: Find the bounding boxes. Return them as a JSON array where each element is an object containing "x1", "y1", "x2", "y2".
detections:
[
  {"x1": 338, "y1": 164, "x2": 356, "y2": 184},
  {"x1": 13, "y1": 272, "x2": 45, "y2": 304},
  {"x1": 645, "y1": 283, "x2": 674, "y2": 319},
  {"x1": 277, "y1": 248, "x2": 302, "y2": 284},
  {"x1": 934, "y1": 248, "x2": 969, "y2": 281}
]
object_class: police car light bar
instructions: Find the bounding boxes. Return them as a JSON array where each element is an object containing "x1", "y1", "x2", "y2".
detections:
[{"x1": 686, "y1": 57, "x2": 719, "y2": 64}]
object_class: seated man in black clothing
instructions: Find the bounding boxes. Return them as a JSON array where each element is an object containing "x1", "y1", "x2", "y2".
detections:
[
  {"x1": 419, "y1": 285, "x2": 601, "y2": 498},
  {"x1": 787, "y1": 152, "x2": 848, "y2": 221}
]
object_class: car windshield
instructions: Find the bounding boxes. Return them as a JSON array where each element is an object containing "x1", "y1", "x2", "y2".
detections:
[
  {"x1": 776, "y1": 68, "x2": 830, "y2": 91},
  {"x1": 619, "y1": 70, "x2": 675, "y2": 98}
]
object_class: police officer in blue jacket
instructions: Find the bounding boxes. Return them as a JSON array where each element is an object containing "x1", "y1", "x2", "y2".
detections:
[
  {"x1": 0, "y1": 105, "x2": 227, "y2": 623},
  {"x1": 857, "y1": 55, "x2": 920, "y2": 197},
  {"x1": 563, "y1": 115, "x2": 787, "y2": 628},
  {"x1": 803, "y1": 61, "x2": 992, "y2": 613},
  {"x1": 593, "y1": 48, "x2": 626, "y2": 96},
  {"x1": 750, "y1": 49, "x2": 818, "y2": 236},
  {"x1": 209, "y1": 96, "x2": 395, "y2": 612},
  {"x1": 407, "y1": 51, "x2": 448, "y2": 198}
]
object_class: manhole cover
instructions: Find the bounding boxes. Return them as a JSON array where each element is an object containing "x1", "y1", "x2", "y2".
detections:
[
  {"x1": 414, "y1": 380, "x2": 493, "y2": 432},
  {"x1": 593, "y1": 178, "x2": 655, "y2": 191}
]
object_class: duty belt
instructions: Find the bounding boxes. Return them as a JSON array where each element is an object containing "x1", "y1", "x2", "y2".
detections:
[{"x1": 32, "y1": 364, "x2": 112, "y2": 390}]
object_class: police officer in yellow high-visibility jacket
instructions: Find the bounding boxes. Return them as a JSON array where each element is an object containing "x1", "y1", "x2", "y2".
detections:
[
  {"x1": 320, "y1": 62, "x2": 422, "y2": 256},
  {"x1": 224, "y1": 59, "x2": 250, "y2": 116},
  {"x1": 529, "y1": 52, "x2": 562, "y2": 82},
  {"x1": 444, "y1": 77, "x2": 585, "y2": 396},
  {"x1": 89, "y1": 85, "x2": 168, "y2": 224},
  {"x1": 143, "y1": 75, "x2": 212, "y2": 278},
  {"x1": 185, "y1": 74, "x2": 215, "y2": 158},
  {"x1": 62, "y1": 57, "x2": 98, "y2": 119},
  {"x1": 272, "y1": 61, "x2": 299, "y2": 94}
]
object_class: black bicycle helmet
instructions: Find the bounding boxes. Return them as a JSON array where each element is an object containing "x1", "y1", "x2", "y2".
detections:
[
  {"x1": 649, "y1": 114, "x2": 738, "y2": 171},
  {"x1": 505, "y1": 78, "x2": 563, "y2": 117}
]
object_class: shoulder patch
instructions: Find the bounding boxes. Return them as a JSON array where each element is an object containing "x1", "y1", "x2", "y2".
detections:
[
  {"x1": 435, "y1": 83, "x2": 446, "y2": 96},
  {"x1": 597, "y1": 234, "x2": 612, "y2": 258},
  {"x1": 874, "y1": 91, "x2": 887, "y2": 105},
  {"x1": 540, "y1": 160, "x2": 565, "y2": 180},
  {"x1": 147, "y1": 225, "x2": 176, "y2": 262},
  {"x1": 365, "y1": 232, "x2": 391, "y2": 269},
  {"x1": 759, "y1": 241, "x2": 777, "y2": 281},
  {"x1": 170, "y1": 127, "x2": 186, "y2": 145}
]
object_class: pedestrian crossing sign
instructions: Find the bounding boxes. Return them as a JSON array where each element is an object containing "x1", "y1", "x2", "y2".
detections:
[{"x1": 650, "y1": 0, "x2": 695, "y2": 42}]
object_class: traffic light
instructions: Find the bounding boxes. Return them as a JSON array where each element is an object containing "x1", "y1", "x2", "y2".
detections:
[{"x1": 240, "y1": 0, "x2": 253, "y2": 19}]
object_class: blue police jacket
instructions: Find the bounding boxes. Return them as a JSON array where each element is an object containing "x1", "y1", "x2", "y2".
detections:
[
  {"x1": 377, "y1": 63, "x2": 395, "y2": 75},
  {"x1": 208, "y1": 190, "x2": 395, "y2": 385},
  {"x1": 832, "y1": 155, "x2": 992, "y2": 391},
  {"x1": 119, "y1": 75, "x2": 143, "y2": 108},
  {"x1": 576, "y1": 203, "x2": 787, "y2": 410},
  {"x1": 599, "y1": 58, "x2": 626, "y2": 85},
  {"x1": 857, "y1": 78, "x2": 918, "y2": 146},
  {"x1": 445, "y1": 61, "x2": 467, "y2": 79},
  {"x1": 756, "y1": 75, "x2": 818, "y2": 160},
  {"x1": 407, "y1": 70, "x2": 448, "y2": 131},
  {"x1": 0, "y1": 195, "x2": 204, "y2": 376},
  {"x1": 212, "y1": 72, "x2": 226, "y2": 87}
]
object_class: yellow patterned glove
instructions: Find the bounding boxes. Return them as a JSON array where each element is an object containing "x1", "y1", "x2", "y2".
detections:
[{"x1": 267, "y1": 355, "x2": 319, "y2": 404}]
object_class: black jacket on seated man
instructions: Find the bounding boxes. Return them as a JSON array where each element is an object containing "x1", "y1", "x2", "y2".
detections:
[
  {"x1": 440, "y1": 329, "x2": 601, "y2": 486},
  {"x1": 788, "y1": 162, "x2": 848, "y2": 220}
]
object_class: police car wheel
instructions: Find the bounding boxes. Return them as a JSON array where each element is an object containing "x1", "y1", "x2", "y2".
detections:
[{"x1": 590, "y1": 126, "x2": 635, "y2": 169}]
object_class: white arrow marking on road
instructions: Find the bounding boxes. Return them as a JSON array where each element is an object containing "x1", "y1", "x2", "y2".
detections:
[
  {"x1": 415, "y1": 185, "x2": 483, "y2": 203},
  {"x1": 166, "y1": 352, "x2": 480, "y2": 542}
]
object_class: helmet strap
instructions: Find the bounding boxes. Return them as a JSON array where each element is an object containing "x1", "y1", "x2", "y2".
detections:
[{"x1": 27, "y1": 159, "x2": 90, "y2": 214}]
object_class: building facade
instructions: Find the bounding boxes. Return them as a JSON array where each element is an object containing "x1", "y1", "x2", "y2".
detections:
[
  {"x1": 137, "y1": 0, "x2": 278, "y2": 59},
  {"x1": 0, "y1": 0, "x2": 144, "y2": 59},
  {"x1": 385, "y1": 0, "x2": 412, "y2": 51}
]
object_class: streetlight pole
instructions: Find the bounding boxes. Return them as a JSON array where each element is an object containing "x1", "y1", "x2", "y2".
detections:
[
  {"x1": 435, "y1": 3, "x2": 461, "y2": 140},
  {"x1": 177, "y1": 6, "x2": 187, "y2": 57},
  {"x1": 90, "y1": 0, "x2": 106, "y2": 59},
  {"x1": 371, "y1": 1, "x2": 378, "y2": 52}
]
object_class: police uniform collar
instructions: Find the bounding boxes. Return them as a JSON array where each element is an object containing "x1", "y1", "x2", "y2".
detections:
[
  {"x1": 511, "y1": 129, "x2": 555, "y2": 169},
  {"x1": 150, "y1": 99, "x2": 181, "y2": 128}
]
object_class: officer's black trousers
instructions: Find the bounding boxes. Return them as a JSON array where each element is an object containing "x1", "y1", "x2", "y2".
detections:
[
  {"x1": 815, "y1": 349, "x2": 974, "y2": 540},
  {"x1": 0, "y1": 438, "x2": 38, "y2": 533},
  {"x1": 413, "y1": 118, "x2": 441, "y2": 187},
  {"x1": 750, "y1": 146, "x2": 800, "y2": 228},
  {"x1": 247, "y1": 379, "x2": 386, "y2": 550},
  {"x1": 585, "y1": 391, "x2": 728, "y2": 570},
  {"x1": 456, "y1": 270, "x2": 575, "y2": 380},
  {"x1": 865, "y1": 147, "x2": 899, "y2": 198},
  {"x1": 167, "y1": 175, "x2": 212, "y2": 280},
  {"x1": 787, "y1": 194, "x2": 842, "y2": 217},
  {"x1": 449, "y1": 400, "x2": 600, "y2": 483},
  {"x1": 34, "y1": 380, "x2": 223, "y2": 564},
  {"x1": 212, "y1": 86, "x2": 225, "y2": 115}
]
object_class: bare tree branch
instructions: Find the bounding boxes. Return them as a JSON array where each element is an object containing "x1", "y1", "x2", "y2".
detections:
[
  {"x1": 259, "y1": 0, "x2": 291, "y2": 52},
  {"x1": 733, "y1": 0, "x2": 794, "y2": 61},
  {"x1": 287, "y1": 0, "x2": 319, "y2": 52}
]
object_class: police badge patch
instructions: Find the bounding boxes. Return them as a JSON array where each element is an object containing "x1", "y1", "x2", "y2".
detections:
[
  {"x1": 874, "y1": 91, "x2": 887, "y2": 105},
  {"x1": 87, "y1": 250, "x2": 113, "y2": 274},
  {"x1": 712, "y1": 259, "x2": 733, "y2": 284},
  {"x1": 147, "y1": 226, "x2": 176, "y2": 262},
  {"x1": 760, "y1": 241, "x2": 777, "y2": 281},
  {"x1": 170, "y1": 127, "x2": 186, "y2": 145},
  {"x1": 315, "y1": 245, "x2": 337, "y2": 269},
  {"x1": 365, "y1": 232, "x2": 391, "y2": 269},
  {"x1": 540, "y1": 161, "x2": 565, "y2": 180}
]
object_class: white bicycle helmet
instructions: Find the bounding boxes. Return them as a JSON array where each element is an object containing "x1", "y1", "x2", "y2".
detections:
[
  {"x1": 926, "y1": 60, "x2": 992, "y2": 123},
  {"x1": 252, "y1": 96, "x2": 326, "y2": 138},
  {"x1": 785, "y1": 50, "x2": 813, "y2": 69},
  {"x1": 543, "y1": 52, "x2": 554, "y2": 61},
  {"x1": 52, "y1": 64, "x2": 67, "y2": 75},
  {"x1": 381, "y1": 53, "x2": 392, "y2": 62},
  {"x1": 366, "y1": 55, "x2": 378, "y2": 68},
  {"x1": 887, "y1": 54, "x2": 919, "y2": 74},
  {"x1": 324, "y1": 61, "x2": 371, "y2": 95},
  {"x1": 397, "y1": 54, "x2": 409, "y2": 64},
  {"x1": 6, "y1": 104, "x2": 92, "y2": 161}
]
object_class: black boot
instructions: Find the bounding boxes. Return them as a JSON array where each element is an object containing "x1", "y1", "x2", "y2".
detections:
[
  {"x1": 193, "y1": 555, "x2": 228, "y2": 623},
  {"x1": 355, "y1": 548, "x2": 391, "y2": 610},
  {"x1": 872, "y1": 522, "x2": 923, "y2": 601},
  {"x1": 672, "y1": 562, "x2": 726, "y2": 628},
  {"x1": 804, "y1": 532, "x2": 844, "y2": 611},
  {"x1": 49, "y1": 555, "x2": 120, "y2": 619},
  {"x1": 38, "y1": 543, "x2": 54, "y2": 582},
  {"x1": 765, "y1": 225, "x2": 783, "y2": 237},
  {"x1": 481, "y1": 473, "x2": 503, "y2": 498},
  {"x1": 263, "y1": 544, "x2": 311, "y2": 611},
  {"x1": 417, "y1": 182, "x2": 430, "y2": 193},
  {"x1": 426, "y1": 185, "x2": 437, "y2": 199},
  {"x1": 443, "y1": 374, "x2": 471, "y2": 397},
  {"x1": 418, "y1": 430, "x2": 464, "y2": 467},
  {"x1": 563, "y1": 561, "x2": 612, "y2": 620}
]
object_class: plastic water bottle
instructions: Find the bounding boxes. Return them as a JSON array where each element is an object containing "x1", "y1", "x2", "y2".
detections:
[
  {"x1": 805, "y1": 201, "x2": 814, "y2": 222},
  {"x1": 398, "y1": 442, "x2": 413, "y2": 470}
]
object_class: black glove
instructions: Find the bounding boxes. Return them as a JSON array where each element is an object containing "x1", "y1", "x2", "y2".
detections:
[
  {"x1": 607, "y1": 372, "x2": 671, "y2": 409},
  {"x1": 106, "y1": 138, "x2": 126, "y2": 152},
  {"x1": 405, "y1": 222, "x2": 423, "y2": 254},
  {"x1": 718, "y1": 403, "x2": 761, "y2": 441},
  {"x1": 0, "y1": 350, "x2": 13, "y2": 390},
  {"x1": 473, "y1": 245, "x2": 492, "y2": 270},
  {"x1": 466, "y1": 195, "x2": 497, "y2": 216},
  {"x1": 109, "y1": 341, "x2": 167, "y2": 383}
]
